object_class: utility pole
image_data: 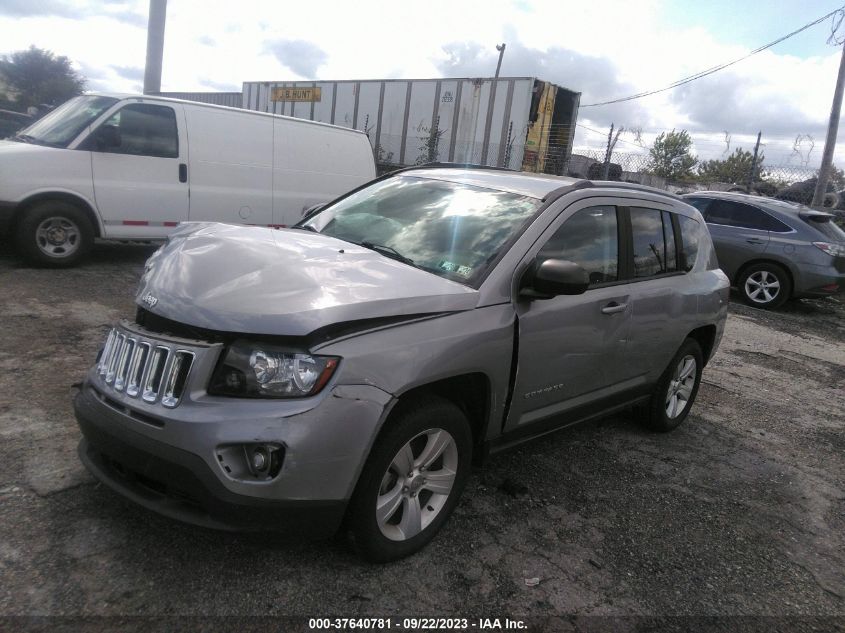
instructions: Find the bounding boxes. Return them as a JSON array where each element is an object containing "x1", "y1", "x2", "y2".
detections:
[
  {"x1": 746, "y1": 131, "x2": 762, "y2": 193},
  {"x1": 143, "y1": 0, "x2": 167, "y2": 94},
  {"x1": 494, "y1": 43, "x2": 506, "y2": 79},
  {"x1": 812, "y1": 39, "x2": 845, "y2": 207}
]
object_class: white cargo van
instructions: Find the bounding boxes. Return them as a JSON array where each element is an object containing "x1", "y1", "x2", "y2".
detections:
[{"x1": 0, "y1": 93, "x2": 377, "y2": 266}]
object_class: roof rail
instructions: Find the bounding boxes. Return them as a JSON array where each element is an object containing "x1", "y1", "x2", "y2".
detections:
[{"x1": 590, "y1": 180, "x2": 682, "y2": 201}]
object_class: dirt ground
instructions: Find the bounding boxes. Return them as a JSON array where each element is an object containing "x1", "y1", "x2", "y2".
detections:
[{"x1": 0, "y1": 241, "x2": 843, "y2": 631}]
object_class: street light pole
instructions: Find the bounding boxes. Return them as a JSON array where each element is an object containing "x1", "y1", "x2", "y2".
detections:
[
  {"x1": 143, "y1": 0, "x2": 167, "y2": 95},
  {"x1": 812, "y1": 38, "x2": 845, "y2": 207},
  {"x1": 494, "y1": 43, "x2": 506, "y2": 79}
]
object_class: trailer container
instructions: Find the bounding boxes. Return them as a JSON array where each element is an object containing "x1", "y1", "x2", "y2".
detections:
[{"x1": 241, "y1": 77, "x2": 580, "y2": 174}]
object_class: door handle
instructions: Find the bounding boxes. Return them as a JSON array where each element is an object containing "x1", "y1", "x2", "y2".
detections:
[
  {"x1": 746, "y1": 238, "x2": 765, "y2": 245},
  {"x1": 601, "y1": 301, "x2": 628, "y2": 314},
  {"x1": 178, "y1": 163, "x2": 188, "y2": 183}
]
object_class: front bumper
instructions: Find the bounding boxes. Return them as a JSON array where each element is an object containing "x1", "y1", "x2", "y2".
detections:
[{"x1": 74, "y1": 361, "x2": 394, "y2": 534}]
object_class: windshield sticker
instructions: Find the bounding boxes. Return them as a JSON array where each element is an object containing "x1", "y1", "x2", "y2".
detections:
[{"x1": 439, "y1": 261, "x2": 473, "y2": 277}]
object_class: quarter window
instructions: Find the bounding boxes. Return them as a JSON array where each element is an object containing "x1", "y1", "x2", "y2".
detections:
[
  {"x1": 92, "y1": 104, "x2": 178, "y2": 158},
  {"x1": 678, "y1": 215, "x2": 703, "y2": 272},
  {"x1": 539, "y1": 206, "x2": 618, "y2": 285},
  {"x1": 629, "y1": 207, "x2": 677, "y2": 278}
]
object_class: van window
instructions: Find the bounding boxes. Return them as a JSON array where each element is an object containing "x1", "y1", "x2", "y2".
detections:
[
  {"x1": 678, "y1": 215, "x2": 702, "y2": 272},
  {"x1": 539, "y1": 206, "x2": 618, "y2": 285},
  {"x1": 630, "y1": 207, "x2": 676, "y2": 277},
  {"x1": 96, "y1": 104, "x2": 179, "y2": 158}
]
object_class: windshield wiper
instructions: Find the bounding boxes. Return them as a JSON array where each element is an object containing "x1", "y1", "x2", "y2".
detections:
[
  {"x1": 13, "y1": 134, "x2": 57, "y2": 147},
  {"x1": 359, "y1": 241, "x2": 417, "y2": 267},
  {"x1": 290, "y1": 224, "x2": 318, "y2": 232}
]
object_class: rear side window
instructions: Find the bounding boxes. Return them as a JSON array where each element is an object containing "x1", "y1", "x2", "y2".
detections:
[
  {"x1": 96, "y1": 104, "x2": 179, "y2": 158},
  {"x1": 802, "y1": 214, "x2": 845, "y2": 241},
  {"x1": 678, "y1": 215, "x2": 703, "y2": 272},
  {"x1": 539, "y1": 206, "x2": 619, "y2": 285},
  {"x1": 629, "y1": 207, "x2": 677, "y2": 277},
  {"x1": 704, "y1": 199, "x2": 788, "y2": 232}
]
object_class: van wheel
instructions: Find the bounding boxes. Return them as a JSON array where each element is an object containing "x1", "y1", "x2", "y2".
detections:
[
  {"x1": 347, "y1": 396, "x2": 472, "y2": 562},
  {"x1": 737, "y1": 263, "x2": 791, "y2": 309},
  {"x1": 642, "y1": 339, "x2": 703, "y2": 432},
  {"x1": 16, "y1": 201, "x2": 94, "y2": 267}
]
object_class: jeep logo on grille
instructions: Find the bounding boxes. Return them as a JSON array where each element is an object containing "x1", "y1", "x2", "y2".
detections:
[{"x1": 142, "y1": 292, "x2": 158, "y2": 308}]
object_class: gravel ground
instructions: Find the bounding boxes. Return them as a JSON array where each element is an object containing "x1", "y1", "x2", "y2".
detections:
[{"x1": 0, "y1": 242, "x2": 843, "y2": 632}]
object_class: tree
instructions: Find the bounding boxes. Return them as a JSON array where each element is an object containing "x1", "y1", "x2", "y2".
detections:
[
  {"x1": 697, "y1": 147, "x2": 765, "y2": 185},
  {"x1": 0, "y1": 46, "x2": 85, "y2": 110},
  {"x1": 647, "y1": 129, "x2": 697, "y2": 181}
]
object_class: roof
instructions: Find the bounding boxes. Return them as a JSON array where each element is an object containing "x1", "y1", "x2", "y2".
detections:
[
  {"x1": 682, "y1": 190, "x2": 828, "y2": 217},
  {"x1": 83, "y1": 91, "x2": 370, "y2": 137}
]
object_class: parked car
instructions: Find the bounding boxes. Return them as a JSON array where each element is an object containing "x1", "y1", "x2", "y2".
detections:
[
  {"x1": 682, "y1": 191, "x2": 845, "y2": 309},
  {"x1": 74, "y1": 167, "x2": 729, "y2": 561},
  {"x1": 0, "y1": 93, "x2": 376, "y2": 267}
]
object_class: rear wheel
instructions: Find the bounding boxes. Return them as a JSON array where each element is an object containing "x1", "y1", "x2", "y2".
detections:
[
  {"x1": 347, "y1": 396, "x2": 472, "y2": 562},
  {"x1": 737, "y1": 262, "x2": 791, "y2": 309},
  {"x1": 641, "y1": 339, "x2": 703, "y2": 432},
  {"x1": 15, "y1": 201, "x2": 95, "y2": 267}
]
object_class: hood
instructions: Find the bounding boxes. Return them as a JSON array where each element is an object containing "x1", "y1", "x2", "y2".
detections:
[{"x1": 136, "y1": 223, "x2": 479, "y2": 337}]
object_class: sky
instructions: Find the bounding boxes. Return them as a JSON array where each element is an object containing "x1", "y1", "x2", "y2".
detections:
[{"x1": 1, "y1": 0, "x2": 844, "y2": 167}]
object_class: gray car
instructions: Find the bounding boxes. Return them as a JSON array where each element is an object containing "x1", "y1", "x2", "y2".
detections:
[
  {"x1": 75, "y1": 166, "x2": 729, "y2": 561},
  {"x1": 682, "y1": 191, "x2": 845, "y2": 309}
]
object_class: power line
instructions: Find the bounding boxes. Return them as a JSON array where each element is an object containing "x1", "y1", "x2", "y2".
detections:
[{"x1": 581, "y1": 6, "x2": 845, "y2": 108}]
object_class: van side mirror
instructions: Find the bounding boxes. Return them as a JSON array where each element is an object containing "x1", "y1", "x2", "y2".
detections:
[
  {"x1": 85, "y1": 124, "x2": 121, "y2": 151},
  {"x1": 520, "y1": 258, "x2": 589, "y2": 299}
]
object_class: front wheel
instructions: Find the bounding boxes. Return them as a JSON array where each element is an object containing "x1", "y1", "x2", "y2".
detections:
[
  {"x1": 15, "y1": 201, "x2": 95, "y2": 267},
  {"x1": 642, "y1": 339, "x2": 704, "y2": 432},
  {"x1": 347, "y1": 396, "x2": 472, "y2": 562}
]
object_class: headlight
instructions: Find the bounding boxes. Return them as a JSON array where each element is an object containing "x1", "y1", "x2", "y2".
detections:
[{"x1": 209, "y1": 341, "x2": 339, "y2": 398}]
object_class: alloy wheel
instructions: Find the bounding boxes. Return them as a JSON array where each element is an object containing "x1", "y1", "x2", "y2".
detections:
[
  {"x1": 744, "y1": 270, "x2": 781, "y2": 304},
  {"x1": 376, "y1": 428, "x2": 458, "y2": 541},
  {"x1": 665, "y1": 354, "x2": 697, "y2": 419}
]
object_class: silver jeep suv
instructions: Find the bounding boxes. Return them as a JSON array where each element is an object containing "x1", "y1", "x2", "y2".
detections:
[{"x1": 75, "y1": 166, "x2": 729, "y2": 561}]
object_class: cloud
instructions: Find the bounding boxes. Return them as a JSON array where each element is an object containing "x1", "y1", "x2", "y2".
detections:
[
  {"x1": 0, "y1": 0, "x2": 146, "y2": 27},
  {"x1": 0, "y1": 0, "x2": 76, "y2": 18},
  {"x1": 670, "y1": 69, "x2": 825, "y2": 140},
  {"x1": 197, "y1": 35, "x2": 216, "y2": 47},
  {"x1": 199, "y1": 77, "x2": 240, "y2": 92},
  {"x1": 111, "y1": 65, "x2": 144, "y2": 81},
  {"x1": 263, "y1": 39, "x2": 328, "y2": 78},
  {"x1": 435, "y1": 39, "x2": 650, "y2": 129}
]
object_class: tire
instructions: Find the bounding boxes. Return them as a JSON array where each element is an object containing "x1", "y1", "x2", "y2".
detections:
[
  {"x1": 641, "y1": 339, "x2": 704, "y2": 432},
  {"x1": 15, "y1": 201, "x2": 95, "y2": 267},
  {"x1": 347, "y1": 396, "x2": 472, "y2": 562},
  {"x1": 737, "y1": 262, "x2": 792, "y2": 309}
]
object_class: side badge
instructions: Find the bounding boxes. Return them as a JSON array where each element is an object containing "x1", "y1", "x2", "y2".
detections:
[{"x1": 142, "y1": 292, "x2": 158, "y2": 309}]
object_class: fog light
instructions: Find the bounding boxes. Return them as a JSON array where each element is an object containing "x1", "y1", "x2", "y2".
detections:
[{"x1": 251, "y1": 447, "x2": 268, "y2": 472}]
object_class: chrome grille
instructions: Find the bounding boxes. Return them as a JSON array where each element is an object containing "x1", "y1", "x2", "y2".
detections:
[{"x1": 97, "y1": 327, "x2": 195, "y2": 408}]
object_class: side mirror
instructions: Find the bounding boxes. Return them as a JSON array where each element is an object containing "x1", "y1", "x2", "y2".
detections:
[
  {"x1": 521, "y1": 258, "x2": 589, "y2": 299},
  {"x1": 301, "y1": 203, "x2": 324, "y2": 220},
  {"x1": 90, "y1": 124, "x2": 121, "y2": 151}
]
